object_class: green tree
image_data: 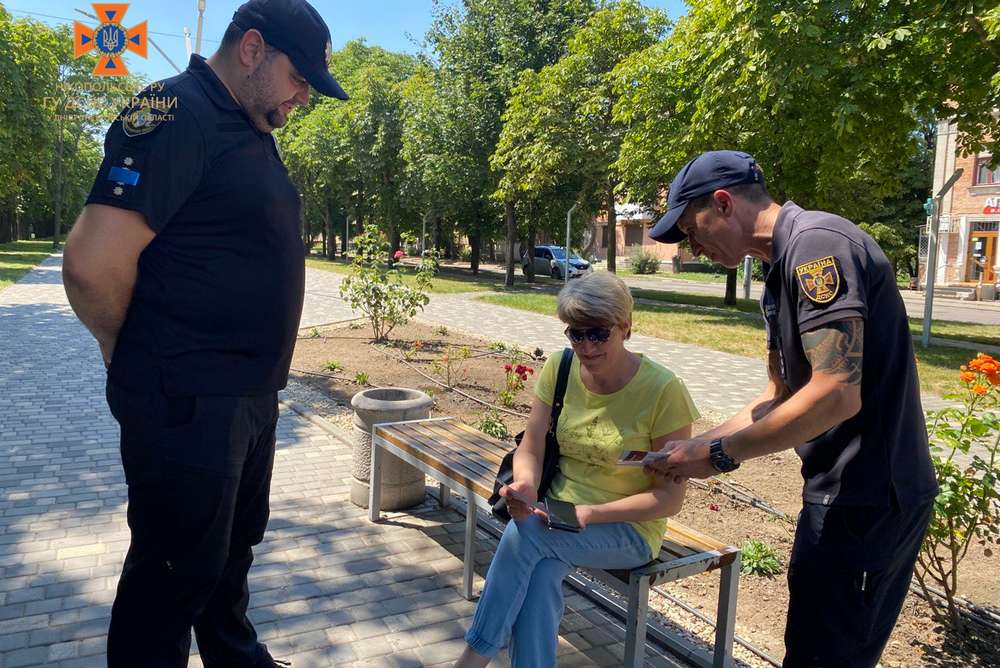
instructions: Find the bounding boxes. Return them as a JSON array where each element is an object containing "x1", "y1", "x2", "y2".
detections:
[
  {"x1": 279, "y1": 40, "x2": 418, "y2": 256},
  {"x1": 494, "y1": 0, "x2": 668, "y2": 274},
  {"x1": 427, "y1": 0, "x2": 595, "y2": 284},
  {"x1": 614, "y1": 0, "x2": 999, "y2": 302}
]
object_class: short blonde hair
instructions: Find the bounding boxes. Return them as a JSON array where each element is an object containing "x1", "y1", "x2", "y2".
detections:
[{"x1": 556, "y1": 272, "x2": 633, "y2": 329}]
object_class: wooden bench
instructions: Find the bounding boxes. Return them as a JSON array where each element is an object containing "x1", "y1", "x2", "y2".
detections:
[{"x1": 368, "y1": 417, "x2": 741, "y2": 668}]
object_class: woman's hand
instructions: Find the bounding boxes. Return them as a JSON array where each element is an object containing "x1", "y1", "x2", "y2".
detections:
[
  {"x1": 575, "y1": 504, "x2": 593, "y2": 530},
  {"x1": 499, "y1": 481, "x2": 539, "y2": 521}
]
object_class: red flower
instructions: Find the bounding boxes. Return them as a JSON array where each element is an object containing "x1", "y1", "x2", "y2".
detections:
[
  {"x1": 709, "y1": 503, "x2": 720, "y2": 512},
  {"x1": 504, "y1": 364, "x2": 512, "y2": 372},
  {"x1": 393, "y1": 249, "x2": 405, "y2": 260}
]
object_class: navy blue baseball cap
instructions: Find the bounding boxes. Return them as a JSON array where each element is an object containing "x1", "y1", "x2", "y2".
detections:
[
  {"x1": 233, "y1": 0, "x2": 348, "y2": 100},
  {"x1": 649, "y1": 150, "x2": 764, "y2": 243}
]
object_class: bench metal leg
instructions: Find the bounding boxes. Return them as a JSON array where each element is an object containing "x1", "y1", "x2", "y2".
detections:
[
  {"x1": 462, "y1": 487, "x2": 478, "y2": 600},
  {"x1": 624, "y1": 573, "x2": 650, "y2": 668},
  {"x1": 439, "y1": 482, "x2": 451, "y2": 509},
  {"x1": 714, "y1": 554, "x2": 740, "y2": 668},
  {"x1": 368, "y1": 441, "x2": 384, "y2": 523}
]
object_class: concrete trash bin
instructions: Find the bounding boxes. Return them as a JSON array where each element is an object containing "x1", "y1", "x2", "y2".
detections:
[{"x1": 350, "y1": 387, "x2": 432, "y2": 510}]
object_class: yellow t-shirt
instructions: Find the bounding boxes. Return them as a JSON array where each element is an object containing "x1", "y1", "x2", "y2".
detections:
[{"x1": 534, "y1": 349, "x2": 699, "y2": 559}]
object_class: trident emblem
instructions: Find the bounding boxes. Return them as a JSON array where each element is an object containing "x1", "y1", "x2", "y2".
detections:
[{"x1": 74, "y1": 4, "x2": 147, "y2": 77}]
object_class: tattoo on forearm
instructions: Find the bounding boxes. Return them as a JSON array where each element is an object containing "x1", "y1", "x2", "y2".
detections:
[{"x1": 801, "y1": 319, "x2": 864, "y2": 385}]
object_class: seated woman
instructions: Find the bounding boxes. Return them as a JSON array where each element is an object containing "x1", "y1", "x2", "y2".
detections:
[{"x1": 455, "y1": 272, "x2": 698, "y2": 667}]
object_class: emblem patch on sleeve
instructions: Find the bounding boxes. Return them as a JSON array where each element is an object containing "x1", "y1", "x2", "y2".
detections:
[
  {"x1": 121, "y1": 96, "x2": 172, "y2": 137},
  {"x1": 795, "y1": 256, "x2": 841, "y2": 304}
]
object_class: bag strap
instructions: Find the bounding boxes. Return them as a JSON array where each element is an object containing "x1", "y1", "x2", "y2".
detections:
[{"x1": 548, "y1": 348, "x2": 574, "y2": 434}]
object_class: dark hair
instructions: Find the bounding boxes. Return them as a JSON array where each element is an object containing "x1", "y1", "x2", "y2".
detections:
[
  {"x1": 686, "y1": 182, "x2": 771, "y2": 214},
  {"x1": 220, "y1": 22, "x2": 245, "y2": 51}
]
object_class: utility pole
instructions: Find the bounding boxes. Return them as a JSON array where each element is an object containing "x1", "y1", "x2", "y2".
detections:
[
  {"x1": 742, "y1": 255, "x2": 752, "y2": 300},
  {"x1": 921, "y1": 168, "x2": 964, "y2": 348},
  {"x1": 195, "y1": 0, "x2": 207, "y2": 55}
]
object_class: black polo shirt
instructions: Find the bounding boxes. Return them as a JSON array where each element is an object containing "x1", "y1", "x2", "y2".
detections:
[
  {"x1": 762, "y1": 202, "x2": 937, "y2": 507},
  {"x1": 86, "y1": 54, "x2": 305, "y2": 396}
]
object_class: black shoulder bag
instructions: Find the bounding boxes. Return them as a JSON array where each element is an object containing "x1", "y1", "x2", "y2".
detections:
[{"x1": 489, "y1": 348, "x2": 574, "y2": 521}]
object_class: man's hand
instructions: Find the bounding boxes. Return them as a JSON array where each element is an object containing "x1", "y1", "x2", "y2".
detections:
[{"x1": 643, "y1": 440, "x2": 715, "y2": 483}]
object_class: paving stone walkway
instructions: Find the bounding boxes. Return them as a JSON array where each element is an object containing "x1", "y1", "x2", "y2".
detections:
[{"x1": 0, "y1": 256, "x2": 691, "y2": 667}]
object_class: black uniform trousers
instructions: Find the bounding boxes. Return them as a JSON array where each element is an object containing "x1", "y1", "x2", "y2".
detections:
[
  {"x1": 105, "y1": 378, "x2": 279, "y2": 668},
  {"x1": 782, "y1": 490, "x2": 934, "y2": 667}
]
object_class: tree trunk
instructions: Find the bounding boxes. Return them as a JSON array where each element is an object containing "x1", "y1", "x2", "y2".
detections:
[
  {"x1": 725, "y1": 267, "x2": 738, "y2": 305},
  {"x1": 525, "y1": 223, "x2": 537, "y2": 282},
  {"x1": 470, "y1": 230, "x2": 481, "y2": 275},
  {"x1": 322, "y1": 200, "x2": 330, "y2": 259},
  {"x1": 434, "y1": 216, "x2": 443, "y2": 253},
  {"x1": 504, "y1": 200, "x2": 517, "y2": 287},
  {"x1": 605, "y1": 180, "x2": 617, "y2": 273}
]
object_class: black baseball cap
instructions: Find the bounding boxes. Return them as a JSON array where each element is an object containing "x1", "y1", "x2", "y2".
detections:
[
  {"x1": 232, "y1": 0, "x2": 348, "y2": 100},
  {"x1": 649, "y1": 150, "x2": 764, "y2": 243}
]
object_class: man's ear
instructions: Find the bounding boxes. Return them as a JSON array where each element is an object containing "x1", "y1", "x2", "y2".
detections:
[
  {"x1": 713, "y1": 189, "x2": 735, "y2": 216},
  {"x1": 238, "y1": 29, "x2": 268, "y2": 71}
]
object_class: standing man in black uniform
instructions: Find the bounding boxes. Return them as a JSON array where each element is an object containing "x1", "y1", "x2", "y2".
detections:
[
  {"x1": 62, "y1": 1, "x2": 347, "y2": 665},
  {"x1": 643, "y1": 151, "x2": 938, "y2": 667}
]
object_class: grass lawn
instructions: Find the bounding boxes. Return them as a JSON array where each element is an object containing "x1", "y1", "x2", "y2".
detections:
[
  {"x1": 621, "y1": 268, "x2": 728, "y2": 283},
  {"x1": 306, "y1": 256, "x2": 499, "y2": 294},
  {"x1": 908, "y1": 319, "x2": 1000, "y2": 347},
  {"x1": 0, "y1": 240, "x2": 53, "y2": 292},
  {"x1": 478, "y1": 291, "x2": 971, "y2": 398}
]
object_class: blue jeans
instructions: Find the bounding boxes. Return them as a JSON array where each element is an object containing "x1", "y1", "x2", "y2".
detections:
[{"x1": 465, "y1": 514, "x2": 651, "y2": 666}]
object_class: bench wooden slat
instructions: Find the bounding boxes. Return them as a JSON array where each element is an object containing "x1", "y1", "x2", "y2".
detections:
[
  {"x1": 376, "y1": 426, "x2": 497, "y2": 499},
  {"x1": 417, "y1": 420, "x2": 510, "y2": 462},
  {"x1": 392, "y1": 423, "x2": 501, "y2": 484},
  {"x1": 403, "y1": 421, "x2": 506, "y2": 466}
]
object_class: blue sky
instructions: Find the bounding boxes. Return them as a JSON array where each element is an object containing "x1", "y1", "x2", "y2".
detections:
[{"x1": 9, "y1": 0, "x2": 688, "y2": 83}]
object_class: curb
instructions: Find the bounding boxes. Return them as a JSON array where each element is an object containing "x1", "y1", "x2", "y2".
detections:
[{"x1": 278, "y1": 399, "x2": 355, "y2": 449}]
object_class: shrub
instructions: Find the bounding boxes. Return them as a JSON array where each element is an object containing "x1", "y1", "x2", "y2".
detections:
[
  {"x1": 430, "y1": 344, "x2": 472, "y2": 389},
  {"x1": 630, "y1": 250, "x2": 660, "y2": 274},
  {"x1": 434, "y1": 325, "x2": 449, "y2": 337},
  {"x1": 339, "y1": 231, "x2": 437, "y2": 341},
  {"x1": 740, "y1": 539, "x2": 782, "y2": 577},
  {"x1": 322, "y1": 360, "x2": 343, "y2": 372},
  {"x1": 915, "y1": 353, "x2": 1000, "y2": 628},
  {"x1": 354, "y1": 371, "x2": 369, "y2": 385},
  {"x1": 479, "y1": 408, "x2": 510, "y2": 440}
]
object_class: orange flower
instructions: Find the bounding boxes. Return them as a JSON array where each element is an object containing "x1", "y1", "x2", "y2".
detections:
[
  {"x1": 988, "y1": 372, "x2": 1000, "y2": 386},
  {"x1": 972, "y1": 384, "x2": 988, "y2": 396},
  {"x1": 960, "y1": 371, "x2": 977, "y2": 384}
]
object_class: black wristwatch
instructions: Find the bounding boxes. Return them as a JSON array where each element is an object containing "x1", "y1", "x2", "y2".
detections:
[{"x1": 709, "y1": 438, "x2": 740, "y2": 473}]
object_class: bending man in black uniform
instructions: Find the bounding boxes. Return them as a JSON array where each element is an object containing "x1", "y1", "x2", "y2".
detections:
[
  {"x1": 644, "y1": 150, "x2": 937, "y2": 667},
  {"x1": 62, "y1": 1, "x2": 347, "y2": 665}
]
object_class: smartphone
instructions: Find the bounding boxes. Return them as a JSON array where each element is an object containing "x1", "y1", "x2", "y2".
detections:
[
  {"x1": 544, "y1": 498, "x2": 581, "y2": 533},
  {"x1": 617, "y1": 450, "x2": 651, "y2": 466}
]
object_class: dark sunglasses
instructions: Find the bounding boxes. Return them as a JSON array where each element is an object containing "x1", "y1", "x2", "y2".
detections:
[{"x1": 564, "y1": 326, "x2": 613, "y2": 344}]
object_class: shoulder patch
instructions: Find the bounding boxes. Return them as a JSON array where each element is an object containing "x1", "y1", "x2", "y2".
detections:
[
  {"x1": 795, "y1": 256, "x2": 841, "y2": 304},
  {"x1": 120, "y1": 95, "x2": 173, "y2": 138}
]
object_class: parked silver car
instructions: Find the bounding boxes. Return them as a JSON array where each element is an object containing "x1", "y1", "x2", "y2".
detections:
[{"x1": 522, "y1": 245, "x2": 592, "y2": 279}]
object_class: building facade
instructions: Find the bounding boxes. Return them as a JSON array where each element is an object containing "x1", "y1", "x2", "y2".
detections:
[
  {"x1": 923, "y1": 120, "x2": 1000, "y2": 287},
  {"x1": 592, "y1": 203, "x2": 684, "y2": 263}
]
